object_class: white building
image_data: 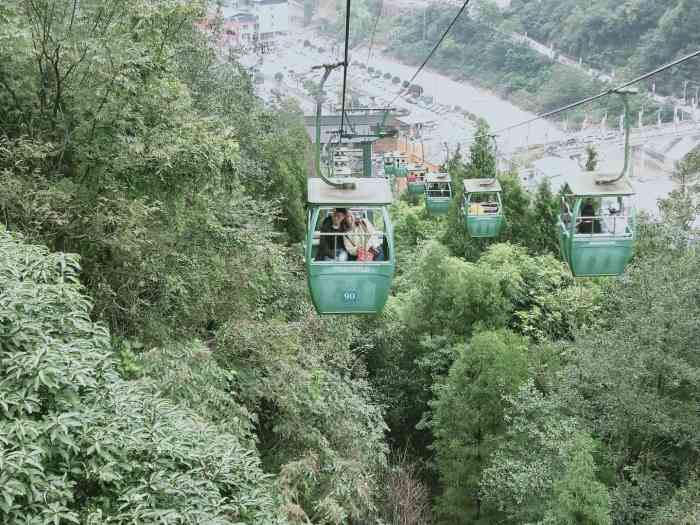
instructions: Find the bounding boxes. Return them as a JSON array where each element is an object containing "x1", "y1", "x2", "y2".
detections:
[
  {"x1": 220, "y1": 0, "x2": 289, "y2": 42},
  {"x1": 252, "y1": 0, "x2": 289, "y2": 38}
]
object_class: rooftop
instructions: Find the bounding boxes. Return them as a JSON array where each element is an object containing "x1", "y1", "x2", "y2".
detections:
[
  {"x1": 307, "y1": 177, "x2": 393, "y2": 205},
  {"x1": 463, "y1": 178, "x2": 502, "y2": 193},
  {"x1": 567, "y1": 173, "x2": 635, "y2": 196},
  {"x1": 426, "y1": 172, "x2": 450, "y2": 183}
]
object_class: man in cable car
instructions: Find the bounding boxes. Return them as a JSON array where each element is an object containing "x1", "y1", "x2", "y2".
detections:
[
  {"x1": 316, "y1": 208, "x2": 351, "y2": 261},
  {"x1": 577, "y1": 200, "x2": 602, "y2": 234}
]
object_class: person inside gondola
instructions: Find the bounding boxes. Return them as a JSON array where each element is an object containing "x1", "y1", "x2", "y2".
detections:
[
  {"x1": 577, "y1": 200, "x2": 602, "y2": 234},
  {"x1": 343, "y1": 210, "x2": 385, "y2": 261},
  {"x1": 316, "y1": 208, "x2": 350, "y2": 261}
]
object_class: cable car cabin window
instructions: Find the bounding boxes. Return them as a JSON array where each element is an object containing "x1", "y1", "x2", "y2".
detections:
[
  {"x1": 574, "y1": 197, "x2": 633, "y2": 236},
  {"x1": 312, "y1": 207, "x2": 389, "y2": 263},
  {"x1": 426, "y1": 182, "x2": 451, "y2": 198},
  {"x1": 463, "y1": 192, "x2": 500, "y2": 215}
]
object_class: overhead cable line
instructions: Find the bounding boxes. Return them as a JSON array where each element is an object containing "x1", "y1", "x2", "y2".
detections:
[
  {"x1": 485, "y1": 48, "x2": 700, "y2": 139},
  {"x1": 338, "y1": 0, "x2": 352, "y2": 141},
  {"x1": 387, "y1": 0, "x2": 472, "y2": 107},
  {"x1": 365, "y1": 0, "x2": 384, "y2": 64}
]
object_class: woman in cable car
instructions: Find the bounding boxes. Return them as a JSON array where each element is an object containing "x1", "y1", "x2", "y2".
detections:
[{"x1": 343, "y1": 210, "x2": 385, "y2": 261}]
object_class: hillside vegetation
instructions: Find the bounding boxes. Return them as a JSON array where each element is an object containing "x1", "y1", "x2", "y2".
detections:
[
  {"x1": 506, "y1": 0, "x2": 700, "y2": 92},
  {"x1": 1, "y1": 1, "x2": 700, "y2": 524},
  {"x1": 358, "y1": 0, "x2": 700, "y2": 123}
]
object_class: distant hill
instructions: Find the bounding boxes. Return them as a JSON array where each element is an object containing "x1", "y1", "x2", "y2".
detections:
[{"x1": 504, "y1": 0, "x2": 700, "y2": 96}]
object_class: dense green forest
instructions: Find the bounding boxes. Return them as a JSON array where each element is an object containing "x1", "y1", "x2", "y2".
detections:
[
  {"x1": 505, "y1": 0, "x2": 700, "y2": 93},
  {"x1": 2, "y1": 1, "x2": 700, "y2": 524}
]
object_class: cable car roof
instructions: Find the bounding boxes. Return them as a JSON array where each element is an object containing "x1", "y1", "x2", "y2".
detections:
[
  {"x1": 567, "y1": 174, "x2": 635, "y2": 197},
  {"x1": 308, "y1": 177, "x2": 393, "y2": 205},
  {"x1": 425, "y1": 173, "x2": 451, "y2": 183},
  {"x1": 463, "y1": 178, "x2": 502, "y2": 193}
]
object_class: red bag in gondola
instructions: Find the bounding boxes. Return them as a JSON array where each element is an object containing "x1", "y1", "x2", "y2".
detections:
[{"x1": 356, "y1": 247, "x2": 375, "y2": 261}]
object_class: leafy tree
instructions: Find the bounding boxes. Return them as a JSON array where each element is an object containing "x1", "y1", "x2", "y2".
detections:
[
  {"x1": 481, "y1": 243, "x2": 700, "y2": 523},
  {"x1": 658, "y1": 148, "x2": 700, "y2": 230},
  {"x1": 431, "y1": 330, "x2": 531, "y2": 523},
  {"x1": 647, "y1": 479, "x2": 700, "y2": 525},
  {"x1": 396, "y1": 241, "x2": 512, "y2": 339},
  {"x1": 467, "y1": 121, "x2": 497, "y2": 180},
  {"x1": 367, "y1": 241, "x2": 598, "y2": 468},
  {"x1": 214, "y1": 318, "x2": 388, "y2": 523},
  {"x1": 528, "y1": 179, "x2": 560, "y2": 255},
  {"x1": 585, "y1": 145, "x2": 599, "y2": 171},
  {"x1": 498, "y1": 170, "x2": 532, "y2": 246},
  {"x1": 0, "y1": 229, "x2": 283, "y2": 523},
  {"x1": 444, "y1": 120, "x2": 497, "y2": 260},
  {"x1": 482, "y1": 382, "x2": 611, "y2": 525},
  {"x1": 390, "y1": 200, "x2": 442, "y2": 278},
  {"x1": 558, "y1": 247, "x2": 700, "y2": 522},
  {"x1": 478, "y1": 243, "x2": 601, "y2": 341},
  {"x1": 0, "y1": 0, "x2": 309, "y2": 340}
]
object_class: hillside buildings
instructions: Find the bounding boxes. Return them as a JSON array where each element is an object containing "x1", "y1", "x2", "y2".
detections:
[{"x1": 200, "y1": 0, "x2": 289, "y2": 51}]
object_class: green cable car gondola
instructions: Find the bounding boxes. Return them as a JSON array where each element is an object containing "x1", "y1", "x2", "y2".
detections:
[
  {"x1": 407, "y1": 165, "x2": 426, "y2": 194},
  {"x1": 425, "y1": 173, "x2": 452, "y2": 216},
  {"x1": 558, "y1": 175, "x2": 635, "y2": 277},
  {"x1": 306, "y1": 177, "x2": 395, "y2": 314},
  {"x1": 462, "y1": 178, "x2": 504, "y2": 238},
  {"x1": 558, "y1": 86, "x2": 638, "y2": 277},
  {"x1": 383, "y1": 154, "x2": 396, "y2": 176},
  {"x1": 384, "y1": 152, "x2": 408, "y2": 177}
]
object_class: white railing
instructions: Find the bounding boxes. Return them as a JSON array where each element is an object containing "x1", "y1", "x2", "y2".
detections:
[
  {"x1": 426, "y1": 188, "x2": 451, "y2": 198},
  {"x1": 562, "y1": 214, "x2": 634, "y2": 237},
  {"x1": 313, "y1": 231, "x2": 387, "y2": 262}
]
